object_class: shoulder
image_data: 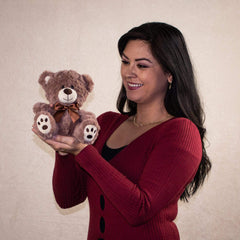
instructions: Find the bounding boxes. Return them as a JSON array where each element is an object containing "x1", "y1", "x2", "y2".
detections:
[
  {"x1": 154, "y1": 117, "x2": 202, "y2": 152},
  {"x1": 152, "y1": 117, "x2": 202, "y2": 162},
  {"x1": 159, "y1": 117, "x2": 200, "y2": 137}
]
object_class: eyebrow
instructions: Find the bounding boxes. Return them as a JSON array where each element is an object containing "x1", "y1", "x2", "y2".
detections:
[{"x1": 122, "y1": 53, "x2": 153, "y2": 63}]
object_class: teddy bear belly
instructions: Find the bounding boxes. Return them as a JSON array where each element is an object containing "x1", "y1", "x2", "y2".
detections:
[{"x1": 57, "y1": 112, "x2": 77, "y2": 135}]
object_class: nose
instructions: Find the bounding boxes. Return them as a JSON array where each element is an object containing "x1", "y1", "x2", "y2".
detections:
[
  {"x1": 64, "y1": 88, "x2": 72, "y2": 95},
  {"x1": 124, "y1": 63, "x2": 137, "y2": 78}
]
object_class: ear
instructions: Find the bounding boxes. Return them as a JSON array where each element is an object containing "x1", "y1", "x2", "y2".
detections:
[
  {"x1": 82, "y1": 74, "x2": 94, "y2": 92},
  {"x1": 38, "y1": 71, "x2": 54, "y2": 88},
  {"x1": 167, "y1": 73, "x2": 173, "y2": 84}
]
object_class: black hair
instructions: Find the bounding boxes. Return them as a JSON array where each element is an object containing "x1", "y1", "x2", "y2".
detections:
[{"x1": 117, "y1": 22, "x2": 211, "y2": 201}]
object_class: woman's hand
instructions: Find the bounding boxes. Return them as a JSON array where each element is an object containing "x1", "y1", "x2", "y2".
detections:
[{"x1": 32, "y1": 128, "x2": 87, "y2": 156}]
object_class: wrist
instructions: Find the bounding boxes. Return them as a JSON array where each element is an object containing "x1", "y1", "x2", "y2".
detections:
[{"x1": 73, "y1": 143, "x2": 88, "y2": 156}]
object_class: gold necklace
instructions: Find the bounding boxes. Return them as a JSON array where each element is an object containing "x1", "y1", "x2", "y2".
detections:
[{"x1": 133, "y1": 115, "x2": 171, "y2": 127}]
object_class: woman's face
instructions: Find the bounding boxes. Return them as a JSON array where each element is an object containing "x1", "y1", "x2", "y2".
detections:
[{"x1": 121, "y1": 40, "x2": 171, "y2": 106}]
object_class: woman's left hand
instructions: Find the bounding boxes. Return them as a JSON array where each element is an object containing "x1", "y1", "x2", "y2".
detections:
[{"x1": 32, "y1": 128, "x2": 87, "y2": 156}]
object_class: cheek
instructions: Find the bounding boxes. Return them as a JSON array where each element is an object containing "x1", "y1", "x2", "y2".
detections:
[
  {"x1": 120, "y1": 63, "x2": 131, "y2": 77},
  {"x1": 155, "y1": 76, "x2": 169, "y2": 93}
]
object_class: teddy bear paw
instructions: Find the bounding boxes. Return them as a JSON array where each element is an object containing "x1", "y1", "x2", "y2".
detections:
[
  {"x1": 83, "y1": 125, "x2": 98, "y2": 143},
  {"x1": 36, "y1": 114, "x2": 52, "y2": 134}
]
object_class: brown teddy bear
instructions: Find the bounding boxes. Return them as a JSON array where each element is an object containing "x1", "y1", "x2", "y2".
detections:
[{"x1": 32, "y1": 70, "x2": 100, "y2": 144}]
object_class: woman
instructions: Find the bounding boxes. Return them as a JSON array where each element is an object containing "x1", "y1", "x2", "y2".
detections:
[{"x1": 34, "y1": 22, "x2": 211, "y2": 239}]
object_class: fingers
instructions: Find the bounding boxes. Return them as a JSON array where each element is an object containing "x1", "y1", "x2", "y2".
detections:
[
  {"x1": 45, "y1": 139, "x2": 68, "y2": 151},
  {"x1": 46, "y1": 138, "x2": 87, "y2": 155},
  {"x1": 53, "y1": 135, "x2": 76, "y2": 145},
  {"x1": 32, "y1": 127, "x2": 61, "y2": 150},
  {"x1": 32, "y1": 127, "x2": 75, "y2": 146},
  {"x1": 32, "y1": 128, "x2": 83, "y2": 155},
  {"x1": 45, "y1": 136, "x2": 78, "y2": 153}
]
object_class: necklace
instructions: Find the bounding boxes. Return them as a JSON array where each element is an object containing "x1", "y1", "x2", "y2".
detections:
[{"x1": 133, "y1": 115, "x2": 171, "y2": 127}]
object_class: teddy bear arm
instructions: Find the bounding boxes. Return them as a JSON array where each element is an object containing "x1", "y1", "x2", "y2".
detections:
[
  {"x1": 79, "y1": 110, "x2": 96, "y2": 121},
  {"x1": 33, "y1": 102, "x2": 52, "y2": 114}
]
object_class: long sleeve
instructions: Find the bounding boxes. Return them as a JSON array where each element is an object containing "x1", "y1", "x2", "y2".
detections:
[
  {"x1": 51, "y1": 112, "x2": 121, "y2": 209},
  {"x1": 52, "y1": 153, "x2": 88, "y2": 208},
  {"x1": 75, "y1": 118, "x2": 202, "y2": 226}
]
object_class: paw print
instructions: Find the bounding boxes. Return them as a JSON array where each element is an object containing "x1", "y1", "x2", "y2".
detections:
[
  {"x1": 36, "y1": 114, "x2": 51, "y2": 134},
  {"x1": 84, "y1": 125, "x2": 97, "y2": 143}
]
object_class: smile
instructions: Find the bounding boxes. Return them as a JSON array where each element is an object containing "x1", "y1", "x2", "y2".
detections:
[
  {"x1": 127, "y1": 82, "x2": 143, "y2": 89},
  {"x1": 63, "y1": 96, "x2": 73, "y2": 102}
]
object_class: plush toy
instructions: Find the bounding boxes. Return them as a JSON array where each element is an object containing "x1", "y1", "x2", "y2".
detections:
[{"x1": 32, "y1": 70, "x2": 100, "y2": 144}]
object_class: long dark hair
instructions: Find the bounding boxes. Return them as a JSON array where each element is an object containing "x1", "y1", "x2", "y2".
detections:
[{"x1": 117, "y1": 22, "x2": 211, "y2": 201}]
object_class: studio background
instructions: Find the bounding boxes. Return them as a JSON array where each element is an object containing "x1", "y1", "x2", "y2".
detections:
[{"x1": 0, "y1": 0, "x2": 239, "y2": 239}]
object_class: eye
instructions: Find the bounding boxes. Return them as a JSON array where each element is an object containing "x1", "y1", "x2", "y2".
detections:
[
  {"x1": 137, "y1": 64, "x2": 148, "y2": 69},
  {"x1": 121, "y1": 60, "x2": 129, "y2": 65},
  {"x1": 71, "y1": 85, "x2": 74, "y2": 89},
  {"x1": 61, "y1": 85, "x2": 65, "y2": 89}
]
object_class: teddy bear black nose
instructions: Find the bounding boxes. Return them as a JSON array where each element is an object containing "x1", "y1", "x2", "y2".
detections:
[{"x1": 64, "y1": 88, "x2": 72, "y2": 95}]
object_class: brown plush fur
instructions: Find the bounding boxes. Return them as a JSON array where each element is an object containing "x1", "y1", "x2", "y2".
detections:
[{"x1": 33, "y1": 70, "x2": 100, "y2": 144}]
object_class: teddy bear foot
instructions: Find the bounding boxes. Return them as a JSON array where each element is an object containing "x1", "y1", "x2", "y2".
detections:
[
  {"x1": 36, "y1": 114, "x2": 52, "y2": 134},
  {"x1": 33, "y1": 112, "x2": 57, "y2": 139},
  {"x1": 83, "y1": 125, "x2": 98, "y2": 144}
]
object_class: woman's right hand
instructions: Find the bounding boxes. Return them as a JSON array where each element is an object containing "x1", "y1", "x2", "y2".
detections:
[{"x1": 32, "y1": 127, "x2": 87, "y2": 156}]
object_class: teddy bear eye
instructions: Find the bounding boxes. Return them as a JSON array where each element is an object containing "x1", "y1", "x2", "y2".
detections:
[
  {"x1": 61, "y1": 85, "x2": 65, "y2": 89},
  {"x1": 71, "y1": 85, "x2": 74, "y2": 89}
]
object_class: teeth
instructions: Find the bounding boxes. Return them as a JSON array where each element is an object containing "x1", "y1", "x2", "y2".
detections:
[{"x1": 128, "y1": 83, "x2": 143, "y2": 87}]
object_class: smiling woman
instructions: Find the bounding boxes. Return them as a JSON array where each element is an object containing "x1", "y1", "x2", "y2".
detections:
[{"x1": 35, "y1": 22, "x2": 211, "y2": 240}]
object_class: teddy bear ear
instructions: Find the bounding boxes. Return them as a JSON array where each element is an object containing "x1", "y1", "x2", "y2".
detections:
[
  {"x1": 38, "y1": 71, "x2": 54, "y2": 88},
  {"x1": 82, "y1": 74, "x2": 94, "y2": 92}
]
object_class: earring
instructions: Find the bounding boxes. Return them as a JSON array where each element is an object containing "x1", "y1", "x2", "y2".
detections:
[{"x1": 168, "y1": 82, "x2": 172, "y2": 90}]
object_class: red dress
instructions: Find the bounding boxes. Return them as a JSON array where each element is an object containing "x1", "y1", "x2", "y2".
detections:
[{"x1": 52, "y1": 112, "x2": 202, "y2": 239}]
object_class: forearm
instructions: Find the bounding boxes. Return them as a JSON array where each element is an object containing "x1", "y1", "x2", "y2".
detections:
[{"x1": 53, "y1": 152, "x2": 88, "y2": 208}]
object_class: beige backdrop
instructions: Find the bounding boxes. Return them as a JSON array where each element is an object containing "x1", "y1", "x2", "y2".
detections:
[{"x1": 0, "y1": 0, "x2": 239, "y2": 239}]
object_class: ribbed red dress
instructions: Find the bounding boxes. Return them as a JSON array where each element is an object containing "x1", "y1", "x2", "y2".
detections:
[{"x1": 52, "y1": 111, "x2": 202, "y2": 240}]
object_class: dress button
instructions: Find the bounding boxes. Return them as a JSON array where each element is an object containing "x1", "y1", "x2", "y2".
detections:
[
  {"x1": 100, "y1": 216, "x2": 105, "y2": 233},
  {"x1": 100, "y1": 195, "x2": 105, "y2": 210}
]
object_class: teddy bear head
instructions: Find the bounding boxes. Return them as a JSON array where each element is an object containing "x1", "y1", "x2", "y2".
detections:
[{"x1": 39, "y1": 70, "x2": 94, "y2": 107}]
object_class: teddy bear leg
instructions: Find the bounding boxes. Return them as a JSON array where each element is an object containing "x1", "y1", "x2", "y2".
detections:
[
  {"x1": 73, "y1": 120, "x2": 99, "y2": 144},
  {"x1": 33, "y1": 112, "x2": 58, "y2": 139}
]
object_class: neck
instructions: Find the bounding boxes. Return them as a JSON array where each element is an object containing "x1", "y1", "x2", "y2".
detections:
[{"x1": 133, "y1": 102, "x2": 172, "y2": 127}]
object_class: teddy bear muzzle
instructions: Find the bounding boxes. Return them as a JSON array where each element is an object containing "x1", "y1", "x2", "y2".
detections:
[{"x1": 58, "y1": 87, "x2": 77, "y2": 104}]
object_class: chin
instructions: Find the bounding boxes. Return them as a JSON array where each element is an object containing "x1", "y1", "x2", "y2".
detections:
[
  {"x1": 127, "y1": 97, "x2": 143, "y2": 105},
  {"x1": 126, "y1": 94, "x2": 141, "y2": 103}
]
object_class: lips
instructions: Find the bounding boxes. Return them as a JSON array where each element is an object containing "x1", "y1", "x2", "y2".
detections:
[{"x1": 127, "y1": 82, "x2": 143, "y2": 90}]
